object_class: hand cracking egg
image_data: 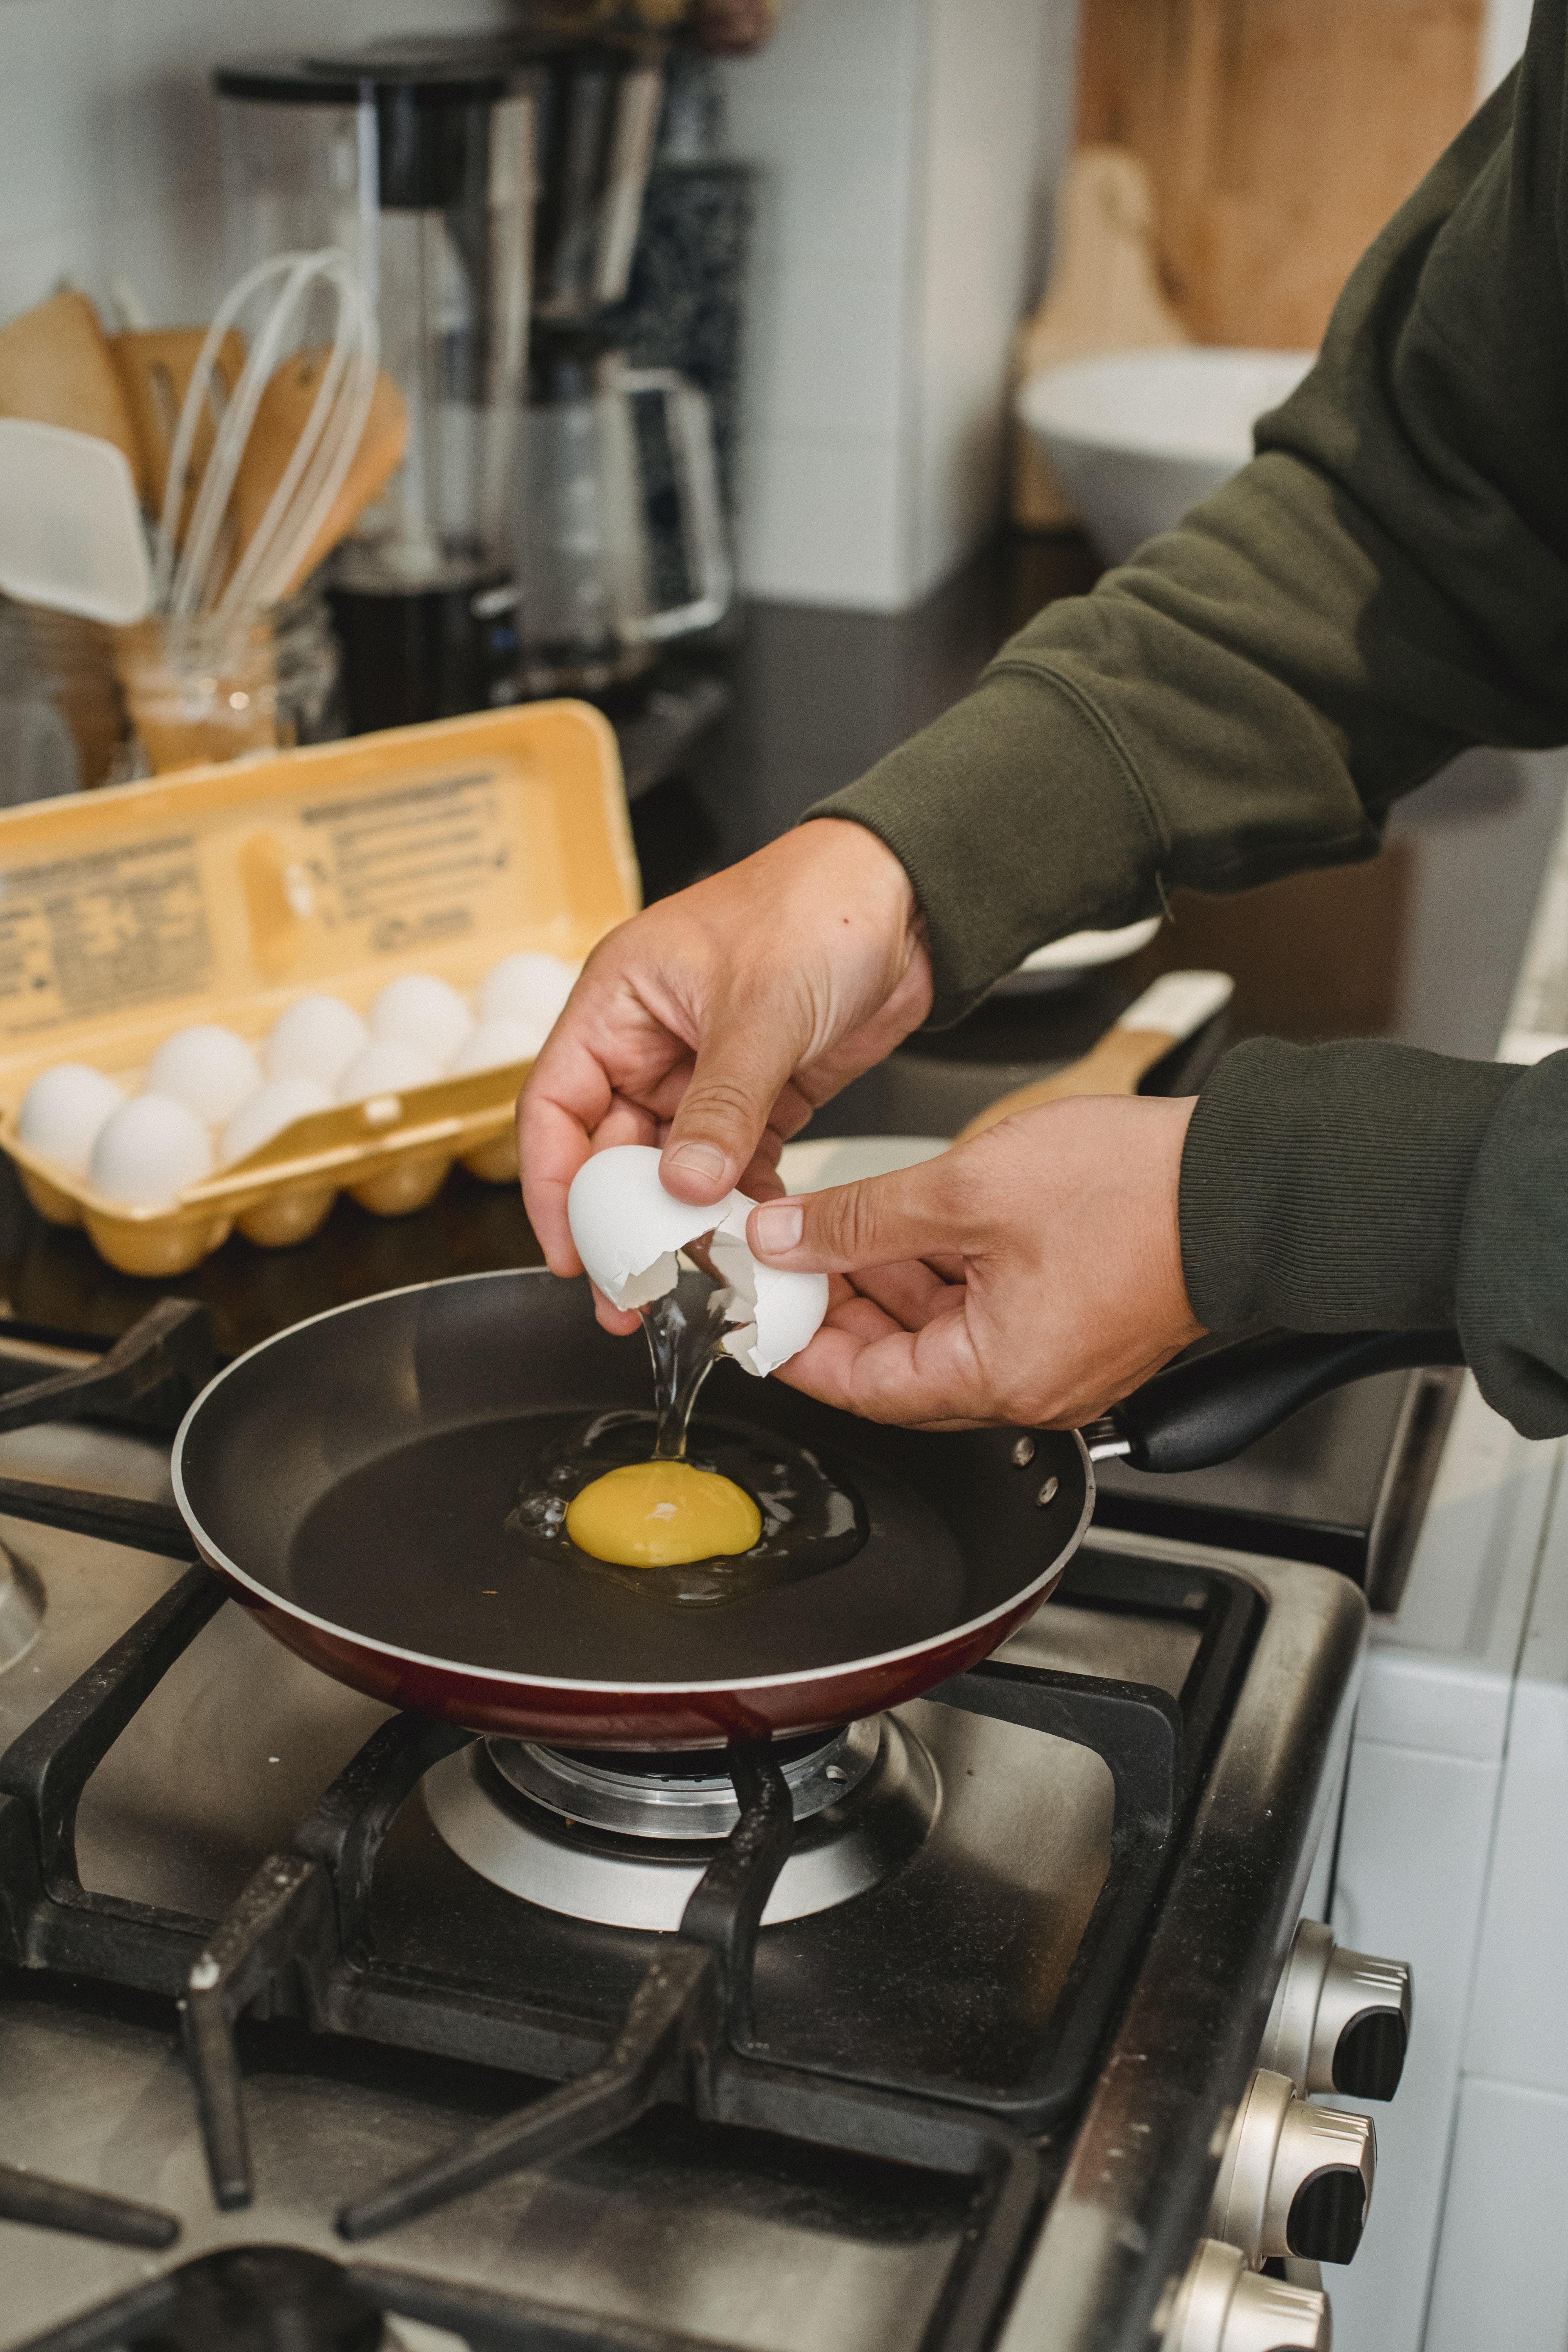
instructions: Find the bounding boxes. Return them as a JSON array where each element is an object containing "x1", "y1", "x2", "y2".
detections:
[
  {"x1": 16, "y1": 1063, "x2": 126, "y2": 1175},
  {"x1": 368, "y1": 974, "x2": 473, "y2": 1066},
  {"x1": 566, "y1": 1144, "x2": 829, "y2": 1374},
  {"x1": 145, "y1": 1025, "x2": 262, "y2": 1125},
  {"x1": 265, "y1": 994, "x2": 367, "y2": 1088}
]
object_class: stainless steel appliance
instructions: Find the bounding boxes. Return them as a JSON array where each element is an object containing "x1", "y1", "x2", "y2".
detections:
[
  {"x1": 0, "y1": 1305, "x2": 1411, "y2": 2352},
  {"x1": 215, "y1": 49, "x2": 540, "y2": 732}
]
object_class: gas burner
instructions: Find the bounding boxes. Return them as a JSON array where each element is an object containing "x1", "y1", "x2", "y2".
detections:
[{"x1": 423, "y1": 1713, "x2": 938, "y2": 1930}]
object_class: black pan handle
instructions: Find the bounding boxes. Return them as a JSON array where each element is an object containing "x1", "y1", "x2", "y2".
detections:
[{"x1": 1084, "y1": 1328, "x2": 1466, "y2": 1475}]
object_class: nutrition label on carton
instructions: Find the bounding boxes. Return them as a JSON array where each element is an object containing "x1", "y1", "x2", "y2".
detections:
[
  {"x1": 0, "y1": 835, "x2": 213, "y2": 1035},
  {"x1": 300, "y1": 770, "x2": 512, "y2": 956}
]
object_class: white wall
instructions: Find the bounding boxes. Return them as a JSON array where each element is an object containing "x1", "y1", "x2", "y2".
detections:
[
  {"x1": 720, "y1": 0, "x2": 1075, "y2": 611},
  {"x1": 0, "y1": 0, "x2": 516, "y2": 328}
]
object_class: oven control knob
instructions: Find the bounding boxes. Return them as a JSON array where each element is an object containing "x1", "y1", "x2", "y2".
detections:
[
  {"x1": 1261, "y1": 1918, "x2": 1411, "y2": 2101},
  {"x1": 1209, "y1": 2067, "x2": 1376, "y2": 2266},
  {"x1": 1163, "y1": 2238, "x2": 1330, "y2": 2351}
]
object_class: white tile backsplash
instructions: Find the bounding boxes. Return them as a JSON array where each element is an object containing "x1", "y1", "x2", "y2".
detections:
[
  {"x1": 0, "y1": 0, "x2": 1076, "y2": 616},
  {"x1": 0, "y1": 0, "x2": 516, "y2": 325},
  {"x1": 722, "y1": 0, "x2": 1075, "y2": 611}
]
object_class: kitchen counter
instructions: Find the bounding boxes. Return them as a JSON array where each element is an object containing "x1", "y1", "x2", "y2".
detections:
[{"x1": 0, "y1": 528, "x2": 1558, "y2": 1360}]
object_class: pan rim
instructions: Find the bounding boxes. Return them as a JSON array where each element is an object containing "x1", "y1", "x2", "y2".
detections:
[{"x1": 171, "y1": 1267, "x2": 1095, "y2": 1695}]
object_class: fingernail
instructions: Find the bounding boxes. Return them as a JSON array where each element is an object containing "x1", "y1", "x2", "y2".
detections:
[
  {"x1": 752, "y1": 1201, "x2": 803, "y2": 1256},
  {"x1": 666, "y1": 1143, "x2": 726, "y2": 1181}
]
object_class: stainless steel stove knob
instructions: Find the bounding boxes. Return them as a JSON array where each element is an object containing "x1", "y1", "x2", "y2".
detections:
[
  {"x1": 1261, "y1": 1920, "x2": 1411, "y2": 2102},
  {"x1": 1163, "y1": 2238, "x2": 1330, "y2": 2352},
  {"x1": 1208, "y1": 2068, "x2": 1376, "y2": 2267}
]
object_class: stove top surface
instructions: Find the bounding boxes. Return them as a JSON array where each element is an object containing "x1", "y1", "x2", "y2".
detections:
[{"x1": 0, "y1": 1332, "x2": 1365, "y2": 2352}]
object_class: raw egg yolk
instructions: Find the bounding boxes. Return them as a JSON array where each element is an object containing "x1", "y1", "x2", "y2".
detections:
[{"x1": 565, "y1": 1460, "x2": 762, "y2": 1568}]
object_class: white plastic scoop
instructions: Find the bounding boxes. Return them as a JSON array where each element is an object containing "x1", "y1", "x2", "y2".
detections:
[{"x1": 0, "y1": 417, "x2": 152, "y2": 623}]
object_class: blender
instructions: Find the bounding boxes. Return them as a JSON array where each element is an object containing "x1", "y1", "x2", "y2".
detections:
[{"x1": 214, "y1": 50, "x2": 539, "y2": 732}]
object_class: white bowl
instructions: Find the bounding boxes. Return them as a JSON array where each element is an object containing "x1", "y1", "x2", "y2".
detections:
[{"x1": 1016, "y1": 347, "x2": 1314, "y2": 565}]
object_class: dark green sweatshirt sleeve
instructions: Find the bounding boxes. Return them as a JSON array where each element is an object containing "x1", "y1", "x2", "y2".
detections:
[
  {"x1": 803, "y1": 4, "x2": 1568, "y2": 1436},
  {"x1": 814, "y1": 26, "x2": 1568, "y2": 1026}
]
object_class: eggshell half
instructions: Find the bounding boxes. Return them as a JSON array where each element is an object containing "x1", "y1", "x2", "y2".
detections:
[
  {"x1": 566, "y1": 1143, "x2": 828, "y2": 1374},
  {"x1": 709, "y1": 1205, "x2": 830, "y2": 1377}
]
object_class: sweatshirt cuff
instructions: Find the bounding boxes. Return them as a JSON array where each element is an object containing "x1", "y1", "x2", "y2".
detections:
[
  {"x1": 804, "y1": 665, "x2": 1164, "y2": 1026},
  {"x1": 1180, "y1": 1037, "x2": 1521, "y2": 1331}
]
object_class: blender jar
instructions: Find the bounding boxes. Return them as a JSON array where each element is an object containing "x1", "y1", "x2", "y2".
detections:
[{"x1": 216, "y1": 52, "x2": 538, "y2": 730}]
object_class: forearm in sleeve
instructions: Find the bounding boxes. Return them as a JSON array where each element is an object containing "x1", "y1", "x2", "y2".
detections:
[
  {"x1": 1181, "y1": 1039, "x2": 1568, "y2": 1441},
  {"x1": 815, "y1": 7, "x2": 1568, "y2": 1025}
]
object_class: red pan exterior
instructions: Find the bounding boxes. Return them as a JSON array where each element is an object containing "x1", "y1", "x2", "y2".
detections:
[{"x1": 200, "y1": 1546, "x2": 1077, "y2": 1749}]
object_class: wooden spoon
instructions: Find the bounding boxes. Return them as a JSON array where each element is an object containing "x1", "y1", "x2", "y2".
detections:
[
  {"x1": 955, "y1": 971, "x2": 1233, "y2": 1142},
  {"x1": 0, "y1": 291, "x2": 142, "y2": 488},
  {"x1": 109, "y1": 325, "x2": 248, "y2": 530}
]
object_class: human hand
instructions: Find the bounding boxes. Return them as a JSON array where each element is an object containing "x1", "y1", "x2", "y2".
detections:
[
  {"x1": 744, "y1": 1094, "x2": 1203, "y2": 1428},
  {"x1": 519, "y1": 819, "x2": 932, "y2": 1331}
]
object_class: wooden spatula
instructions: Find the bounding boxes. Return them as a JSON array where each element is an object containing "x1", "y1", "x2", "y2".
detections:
[
  {"x1": 0, "y1": 291, "x2": 142, "y2": 488},
  {"x1": 955, "y1": 971, "x2": 1233, "y2": 1143}
]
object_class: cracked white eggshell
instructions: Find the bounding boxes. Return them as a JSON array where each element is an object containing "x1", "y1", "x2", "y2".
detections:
[
  {"x1": 16, "y1": 1063, "x2": 126, "y2": 1175},
  {"x1": 568, "y1": 1144, "x2": 733, "y2": 1311},
  {"x1": 566, "y1": 1144, "x2": 828, "y2": 1374},
  {"x1": 220, "y1": 1074, "x2": 333, "y2": 1165},
  {"x1": 145, "y1": 1025, "x2": 262, "y2": 1124},
  {"x1": 368, "y1": 973, "x2": 474, "y2": 1064},
  {"x1": 709, "y1": 1203, "x2": 830, "y2": 1377},
  {"x1": 265, "y1": 995, "x2": 367, "y2": 1086}
]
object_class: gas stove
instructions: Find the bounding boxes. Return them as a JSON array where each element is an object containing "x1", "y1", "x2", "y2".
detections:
[{"x1": 0, "y1": 1308, "x2": 1404, "y2": 2352}]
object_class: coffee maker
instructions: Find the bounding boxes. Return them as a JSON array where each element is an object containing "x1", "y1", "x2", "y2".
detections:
[{"x1": 215, "y1": 49, "x2": 539, "y2": 733}]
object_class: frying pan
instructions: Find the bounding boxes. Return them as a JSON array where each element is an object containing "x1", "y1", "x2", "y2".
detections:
[{"x1": 160, "y1": 1269, "x2": 1463, "y2": 1751}]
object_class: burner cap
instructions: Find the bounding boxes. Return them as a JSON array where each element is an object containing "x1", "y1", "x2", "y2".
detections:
[
  {"x1": 490, "y1": 1720, "x2": 878, "y2": 1840},
  {"x1": 131, "y1": 2248, "x2": 381, "y2": 2352},
  {"x1": 424, "y1": 1714, "x2": 938, "y2": 1931}
]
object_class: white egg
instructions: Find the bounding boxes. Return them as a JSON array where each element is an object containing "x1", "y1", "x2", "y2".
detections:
[
  {"x1": 15, "y1": 1063, "x2": 126, "y2": 1175},
  {"x1": 145, "y1": 1025, "x2": 262, "y2": 1124},
  {"x1": 220, "y1": 1074, "x2": 334, "y2": 1165},
  {"x1": 334, "y1": 1039, "x2": 443, "y2": 1103},
  {"x1": 566, "y1": 1143, "x2": 827, "y2": 1375},
  {"x1": 368, "y1": 974, "x2": 473, "y2": 1065},
  {"x1": 89, "y1": 1093, "x2": 213, "y2": 1207},
  {"x1": 446, "y1": 1017, "x2": 538, "y2": 1076},
  {"x1": 480, "y1": 952, "x2": 578, "y2": 1034},
  {"x1": 265, "y1": 994, "x2": 367, "y2": 1087}
]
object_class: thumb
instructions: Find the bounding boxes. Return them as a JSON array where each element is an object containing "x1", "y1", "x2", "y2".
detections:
[
  {"x1": 660, "y1": 986, "x2": 804, "y2": 1206},
  {"x1": 747, "y1": 1154, "x2": 964, "y2": 1272}
]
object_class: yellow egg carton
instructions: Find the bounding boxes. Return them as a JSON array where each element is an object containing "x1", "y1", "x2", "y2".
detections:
[{"x1": 0, "y1": 701, "x2": 638, "y2": 1277}]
